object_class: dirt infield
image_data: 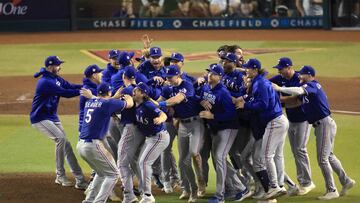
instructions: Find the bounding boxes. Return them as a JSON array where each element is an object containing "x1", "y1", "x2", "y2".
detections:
[
  {"x1": 0, "y1": 173, "x2": 166, "y2": 203},
  {"x1": 0, "y1": 29, "x2": 359, "y2": 203}
]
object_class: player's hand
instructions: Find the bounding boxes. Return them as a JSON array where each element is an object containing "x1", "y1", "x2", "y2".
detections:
[
  {"x1": 153, "y1": 76, "x2": 164, "y2": 85},
  {"x1": 272, "y1": 83, "x2": 281, "y2": 91},
  {"x1": 200, "y1": 100, "x2": 212, "y2": 111},
  {"x1": 199, "y1": 110, "x2": 214, "y2": 119},
  {"x1": 142, "y1": 34, "x2": 153, "y2": 49},
  {"x1": 235, "y1": 97, "x2": 245, "y2": 109},
  {"x1": 112, "y1": 87, "x2": 124, "y2": 99},
  {"x1": 80, "y1": 88, "x2": 94, "y2": 99},
  {"x1": 197, "y1": 77, "x2": 206, "y2": 85},
  {"x1": 153, "y1": 117, "x2": 162, "y2": 125}
]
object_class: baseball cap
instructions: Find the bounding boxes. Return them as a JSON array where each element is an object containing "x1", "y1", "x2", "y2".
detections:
[
  {"x1": 136, "y1": 82, "x2": 150, "y2": 95},
  {"x1": 169, "y1": 52, "x2": 184, "y2": 62},
  {"x1": 118, "y1": 51, "x2": 135, "y2": 67},
  {"x1": 45, "y1": 56, "x2": 64, "y2": 67},
  {"x1": 221, "y1": 52, "x2": 238, "y2": 63},
  {"x1": 108, "y1": 49, "x2": 120, "y2": 59},
  {"x1": 242, "y1": 58, "x2": 261, "y2": 69},
  {"x1": 299, "y1": 65, "x2": 315, "y2": 76},
  {"x1": 84, "y1": 64, "x2": 103, "y2": 78},
  {"x1": 273, "y1": 57, "x2": 292, "y2": 70},
  {"x1": 123, "y1": 66, "x2": 137, "y2": 79},
  {"x1": 97, "y1": 82, "x2": 112, "y2": 95},
  {"x1": 164, "y1": 65, "x2": 181, "y2": 77},
  {"x1": 149, "y1": 47, "x2": 162, "y2": 57},
  {"x1": 206, "y1": 63, "x2": 224, "y2": 76}
]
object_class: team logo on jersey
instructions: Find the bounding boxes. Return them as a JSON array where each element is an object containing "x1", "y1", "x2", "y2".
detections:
[
  {"x1": 136, "y1": 115, "x2": 149, "y2": 125},
  {"x1": 56, "y1": 80, "x2": 61, "y2": 86},
  {"x1": 203, "y1": 92, "x2": 216, "y2": 104}
]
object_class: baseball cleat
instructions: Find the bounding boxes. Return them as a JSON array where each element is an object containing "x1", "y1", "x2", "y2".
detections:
[
  {"x1": 122, "y1": 197, "x2": 139, "y2": 203},
  {"x1": 179, "y1": 191, "x2": 190, "y2": 199},
  {"x1": 109, "y1": 190, "x2": 121, "y2": 202},
  {"x1": 317, "y1": 190, "x2": 339, "y2": 200},
  {"x1": 208, "y1": 196, "x2": 224, "y2": 203},
  {"x1": 234, "y1": 188, "x2": 253, "y2": 201},
  {"x1": 263, "y1": 186, "x2": 283, "y2": 199},
  {"x1": 298, "y1": 182, "x2": 316, "y2": 196},
  {"x1": 163, "y1": 181, "x2": 173, "y2": 193},
  {"x1": 340, "y1": 179, "x2": 355, "y2": 196},
  {"x1": 287, "y1": 185, "x2": 300, "y2": 196},
  {"x1": 139, "y1": 194, "x2": 155, "y2": 203},
  {"x1": 256, "y1": 199, "x2": 277, "y2": 203},
  {"x1": 55, "y1": 176, "x2": 73, "y2": 187}
]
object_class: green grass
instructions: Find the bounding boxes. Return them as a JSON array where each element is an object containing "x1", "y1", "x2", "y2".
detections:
[
  {"x1": 0, "y1": 114, "x2": 359, "y2": 202},
  {"x1": 0, "y1": 41, "x2": 360, "y2": 77}
]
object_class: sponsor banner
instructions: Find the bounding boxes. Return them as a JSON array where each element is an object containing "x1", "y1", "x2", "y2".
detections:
[
  {"x1": 77, "y1": 17, "x2": 323, "y2": 30},
  {"x1": 0, "y1": 0, "x2": 70, "y2": 20}
]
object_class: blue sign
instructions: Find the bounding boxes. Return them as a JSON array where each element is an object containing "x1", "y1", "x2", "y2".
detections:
[{"x1": 77, "y1": 17, "x2": 323, "y2": 30}]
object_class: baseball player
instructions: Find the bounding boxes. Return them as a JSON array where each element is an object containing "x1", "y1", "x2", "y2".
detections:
[
  {"x1": 199, "y1": 64, "x2": 251, "y2": 203},
  {"x1": 236, "y1": 58, "x2": 289, "y2": 200},
  {"x1": 111, "y1": 51, "x2": 135, "y2": 94},
  {"x1": 30, "y1": 56, "x2": 87, "y2": 189},
  {"x1": 77, "y1": 82, "x2": 133, "y2": 203},
  {"x1": 102, "y1": 49, "x2": 121, "y2": 84},
  {"x1": 169, "y1": 52, "x2": 196, "y2": 84},
  {"x1": 133, "y1": 82, "x2": 170, "y2": 203},
  {"x1": 117, "y1": 67, "x2": 145, "y2": 203},
  {"x1": 155, "y1": 65, "x2": 205, "y2": 202},
  {"x1": 273, "y1": 65, "x2": 356, "y2": 200},
  {"x1": 270, "y1": 57, "x2": 313, "y2": 195},
  {"x1": 137, "y1": 47, "x2": 165, "y2": 81}
]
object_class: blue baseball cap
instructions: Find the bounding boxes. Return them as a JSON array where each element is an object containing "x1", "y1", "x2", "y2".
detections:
[
  {"x1": 97, "y1": 82, "x2": 112, "y2": 95},
  {"x1": 206, "y1": 63, "x2": 224, "y2": 76},
  {"x1": 84, "y1": 64, "x2": 103, "y2": 78},
  {"x1": 123, "y1": 66, "x2": 137, "y2": 79},
  {"x1": 45, "y1": 56, "x2": 64, "y2": 67},
  {"x1": 242, "y1": 58, "x2": 261, "y2": 69},
  {"x1": 169, "y1": 52, "x2": 184, "y2": 62},
  {"x1": 118, "y1": 51, "x2": 135, "y2": 67},
  {"x1": 221, "y1": 52, "x2": 238, "y2": 63},
  {"x1": 164, "y1": 65, "x2": 181, "y2": 77},
  {"x1": 273, "y1": 57, "x2": 292, "y2": 70},
  {"x1": 299, "y1": 65, "x2": 315, "y2": 76},
  {"x1": 108, "y1": 49, "x2": 120, "y2": 59},
  {"x1": 136, "y1": 82, "x2": 150, "y2": 95},
  {"x1": 149, "y1": 47, "x2": 162, "y2": 57}
]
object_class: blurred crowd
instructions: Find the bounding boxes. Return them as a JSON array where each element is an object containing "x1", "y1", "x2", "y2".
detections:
[{"x1": 113, "y1": 0, "x2": 324, "y2": 18}]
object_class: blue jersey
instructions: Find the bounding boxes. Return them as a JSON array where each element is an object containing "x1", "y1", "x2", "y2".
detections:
[
  {"x1": 137, "y1": 60, "x2": 165, "y2": 79},
  {"x1": 136, "y1": 101, "x2": 166, "y2": 137},
  {"x1": 181, "y1": 72, "x2": 196, "y2": 84},
  {"x1": 78, "y1": 78, "x2": 98, "y2": 132},
  {"x1": 269, "y1": 72, "x2": 307, "y2": 123},
  {"x1": 80, "y1": 98, "x2": 126, "y2": 140},
  {"x1": 244, "y1": 74, "x2": 283, "y2": 126},
  {"x1": 200, "y1": 83, "x2": 238, "y2": 131},
  {"x1": 222, "y1": 70, "x2": 246, "y2": 98},
  {"x1": 102, "y1": 63, "x2": 118, "y2": 83},
  {"x1": 110, "y1": 68, "x2": 125, "y2": 95},
  {"x1": 120, "y1": 84, "x2": 137, "y2": 124},
  {"x1": 30, "y1": 69, "x2": 81, "y2": 124},
  {"x1": 161, "y1": 80, "x2": 200, "y2": 119},
  {"x1": 300, "y1": 80, "x2": 331, "y2": 124}
]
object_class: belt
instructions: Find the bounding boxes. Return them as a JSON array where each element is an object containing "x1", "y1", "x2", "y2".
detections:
[
  {"x1": 79, "y1": 138, "x2": 94, "y2": 143},
  {"x1": 180, "y1": 116, "x2": 198, "y2": 123},
  {"x1": 312, "y1": 121, "x2": 321, "y2": 128}
]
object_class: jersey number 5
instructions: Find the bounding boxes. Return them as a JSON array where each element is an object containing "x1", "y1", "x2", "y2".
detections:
[{"x1": 85, "y1": 109, "x2": 94, "y2": 123}]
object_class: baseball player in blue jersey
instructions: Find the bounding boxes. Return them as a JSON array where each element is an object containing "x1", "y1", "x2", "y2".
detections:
[
  {"x1": 77, "y1": 82, "x2": 133, "y2": 203},
  {"x1": 273, "y1": 65, "x2": 355, "y2": 200},
  {"x1": 199, "y1": 64, "x2": 251, "y2": 203},
  {"x1": 169, "y1": 52, "x2": 196, "y2": 84},
  {"x1": 156, "y1": 65, "x2": 205, "y2": 202},
  {"x1": 116, "y1": 67, "x2": 145, "y2": 203},
  {"x1": 111, "y1": 51, "x2": 135, "y2": 94},
  {"x1": 137, "y1": 47, "x2": 166, "y2": 82},
  {"x1": 270, "y1": 57, "x2": 313, "y2": 195},
  {"x1": 102, "y1": 49, "x2": 121, "y2": 84},
  {"x1": 30, "y1": 56, "x2": 87, "y2": 189},
  {"x1": 133, "y1": 82, "x2": 170, "y2": 203},
  {"x1": 236, "y1": 58, "x2": 289, "y2": 200}
]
